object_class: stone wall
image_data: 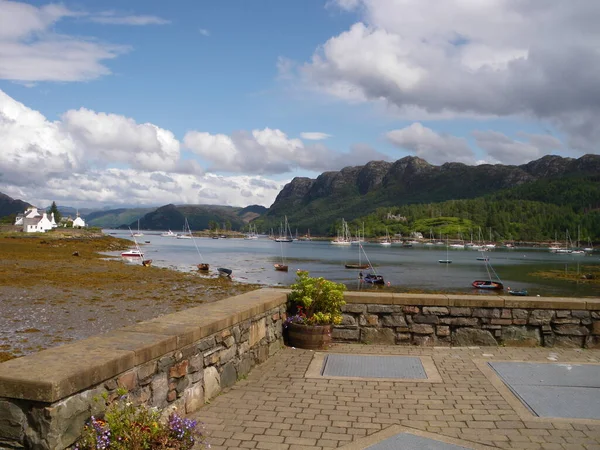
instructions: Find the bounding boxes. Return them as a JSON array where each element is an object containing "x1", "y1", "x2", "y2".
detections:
[
  {"x1": 0, "y1": 289, "x2": 287, "y2": 450},
  {"x1": 334, "y1": 293, "x2": 600, "y2": 348}
]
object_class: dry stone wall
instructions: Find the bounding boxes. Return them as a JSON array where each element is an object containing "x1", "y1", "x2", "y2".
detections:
[{"x1": 334, "y1": 294, "x2": 600, "y2": 348}]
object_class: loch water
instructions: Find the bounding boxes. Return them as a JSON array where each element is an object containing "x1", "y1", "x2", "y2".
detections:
[{"x1": 107, "y1": 230, "x2": 600, "y2": 298}]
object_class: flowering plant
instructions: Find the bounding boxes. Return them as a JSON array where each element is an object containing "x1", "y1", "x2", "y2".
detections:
[
  {"x1": 285, "y1": 271, "x2": 346, "y2": 327},
  {"x1": 73, "y1": 395, "x2": 208, "y2": 450}
]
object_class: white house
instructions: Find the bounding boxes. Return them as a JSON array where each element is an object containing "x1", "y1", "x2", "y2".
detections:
[
  {"x1": 72, "y1": 212, "x2": 86, "y2": 228},
  {"x1": 15, "y1": 207, "x2": 56, "y2": 233},
  {"x1": 22, "y1": 212, "x2": 53, "y2": 233}
]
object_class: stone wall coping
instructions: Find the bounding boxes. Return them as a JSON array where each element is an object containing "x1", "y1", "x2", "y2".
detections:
[
  {"x1": 343, "y1": 292, "x2": 598, "y2": 310},
  {"x1": 0, "y1": 288, "x2": 287, "y2": 403}
]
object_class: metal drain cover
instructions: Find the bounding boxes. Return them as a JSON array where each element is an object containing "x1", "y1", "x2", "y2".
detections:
[
  {"x1": 322, "y1": 354, "x2": 427, "y2": 379},
  {"x1": 489, "y1": 362, "x2": 600, "y2": 419},
  {"x1": 366, "y1": 432, "x2": 470, "y2": 450}
]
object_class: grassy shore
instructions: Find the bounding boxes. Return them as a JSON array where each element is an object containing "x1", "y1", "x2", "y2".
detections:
[{"x1": 0, "y1": 229, "x2": 259, "y2": 362}]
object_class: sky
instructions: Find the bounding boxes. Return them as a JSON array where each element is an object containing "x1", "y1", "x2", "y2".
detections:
[{"x1": 0, "y1": 0, "x2": 598, "y2": 209}]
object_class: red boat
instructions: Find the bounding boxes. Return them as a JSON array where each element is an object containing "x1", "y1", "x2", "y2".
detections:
[
  {"x1": 274, "y1": 263, "x2": 289, "y2": 272},
  {"x1": 472, "y1": 280, "x2": 504, "y2": 290}
]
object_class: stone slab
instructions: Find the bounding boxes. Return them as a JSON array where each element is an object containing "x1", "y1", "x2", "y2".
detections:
[
  {"x1": 366, "y1": 432, "x2": 470, "y2": 450},
  {"x1": 508, "y1": 385, "x2": 600, "y2": 419},
  {"x1": 489, "y1": 361, "x2": 600, "y2": 420},
  {"x1": 489, "y1": 362, "x2": 600, "y2": 388},
  {"x1": 321, "y1": 354, "x2": 426, "y2": 379}
]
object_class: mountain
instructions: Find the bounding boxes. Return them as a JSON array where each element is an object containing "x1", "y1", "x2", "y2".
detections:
[
  {"x1": 262, "y1": 154, "x2": 600, "y2": 235},
  {"x1": 0, "y1": 192, "x2": 31, "y2": 218},
  {"x1": 85, "y1": 208, "x2": 156, "y2": 229},
  {"x1": 135, "y1": 204, "x2": 264, "y2": 232}
]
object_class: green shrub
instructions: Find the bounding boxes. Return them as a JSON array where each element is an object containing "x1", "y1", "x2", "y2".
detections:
[{"x1": 286, "y1": 271, "x2": 346, "y2": 326}]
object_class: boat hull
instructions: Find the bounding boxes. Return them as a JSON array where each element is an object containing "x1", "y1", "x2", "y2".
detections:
[
  {"x1": 472, "y1": 280, "x2": 504, "y2": 290},
  {"x1": 345, "y1": 264, "x2": 370, "y2": 269},
  {"x1": 197, "y1": 263, "x2": 210, "y2": 271},
  {"x1": 217, "y1": 267, "x2": 232, "y2": 277},
  {"x1": 274, "y1": 263, "x2": 288, "y2": 272}
]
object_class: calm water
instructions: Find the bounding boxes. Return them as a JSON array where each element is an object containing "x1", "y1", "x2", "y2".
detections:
[{"x1": 106, "y1": 230, "x2": 600, "y2": 297}]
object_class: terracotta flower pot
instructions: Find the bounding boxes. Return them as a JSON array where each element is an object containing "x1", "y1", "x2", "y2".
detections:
[{"x1": 287, "y1": 323, "x2": 332, "y2": 350}]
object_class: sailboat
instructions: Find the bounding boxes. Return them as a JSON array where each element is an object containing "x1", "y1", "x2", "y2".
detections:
[
  {"x1": 345, "y1": 226, "x2": 371, "y2": 269},
  {"x1": 274, "y1": 216, "x2": 293, "y2": 242},
  {"x1": 245, "y1": 223, "x2": 258, "y2": 240},
  {"x1": 274, "y1": 238, "x2": 289, "y2": 271},
  {"x1": 331, "y1": 219, "x2": 351, "y2": 245},
  {"x1": 122, "y1": 228, "x2": 151, "y2": 266},
  {"x1": 180, "y1": 218, "x2": 209, "y2": 271},
  {"x1": 380, "y1": 227, "x2": 392, "y2": 246},
  {"x1": 472, "y1": 254, "x2": 504, "y2": 290},
  {"x1": 132, "y1": 219, "x2": 143, "y2": 237},
  {"x1": 439, "y1": 236, "x2": 452, "y2": 264}
]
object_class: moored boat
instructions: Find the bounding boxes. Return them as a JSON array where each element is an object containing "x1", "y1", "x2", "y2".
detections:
[
  {"x1": 508, "y1": 288, "x2": 528, "y2": 296},
  {"x1": 274, "y1": 263, "x2": 288, "y2": 272},
  {"x1": 197, "y1": 263, "x2": 210, "y2": 271},
  {"x1": 142, "y1": 259, "x2": 152, "y2": 267},
  {"x1": 472, "y1": 280, "x2": 504, "y2": 290},
  {"x1": 363, "y1": 274, "x2": 385, "y2": 285},
  {"x1": 345, "y1": 263, "x2": 370, "y2": 269},
  {"x1": 121, "y1": 249, "x2": 143, "y2": 258},
  {"x1": 217, "y1": 267, "x2": 233, "y2": 277}
]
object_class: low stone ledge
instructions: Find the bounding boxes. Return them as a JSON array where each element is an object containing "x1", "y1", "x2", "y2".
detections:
[{"x1": 0, "y1": 288, "x2": 287, "y2": 404}]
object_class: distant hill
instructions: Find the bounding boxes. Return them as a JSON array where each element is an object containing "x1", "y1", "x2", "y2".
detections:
[
  {"x1": 136, "y1": 204, "x2": 263, "y2": 232},
  {"x1": 0, "y1": 192, "x2": 31, "y2": 218},
  {"x1": 85, "y1": 208, "x2": 156, "y2": 229},
  {"x1": 259, "y1": 154, "x2": 600, "y2": 236}
]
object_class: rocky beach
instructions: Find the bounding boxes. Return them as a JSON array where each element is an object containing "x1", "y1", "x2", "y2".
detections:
[{"x1": 0, "y1": 230, "x2": 258, "y2": 362}]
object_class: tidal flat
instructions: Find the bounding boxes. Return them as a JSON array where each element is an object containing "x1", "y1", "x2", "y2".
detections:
[{"x1": 0, "y1": 230, "x2": 258, "y2": 362}]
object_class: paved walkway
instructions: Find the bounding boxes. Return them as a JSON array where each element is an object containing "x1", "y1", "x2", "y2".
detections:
[{"x1": 191, "y1": 344, "x2": 600, "y2": 450}]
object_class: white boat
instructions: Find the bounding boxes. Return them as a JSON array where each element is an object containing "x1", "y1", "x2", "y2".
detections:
[
  {"x1": 177, "y1": 234, "x2": 192, "y2": 239},
  {"x1": 331, "y1": 219, "x2": 352, "y2": 245},
  {"x1": 380, "y1": 227, "x2": 392, "y2": 246},
  {"x1": 275, "y1": 216, "x2": 294, "y2": 242},
  {"x1": 132, "y1": 219, "x2": 143, "y2": 237},
  {"x1": 161, "y1": 229, "x2": 176, "y2": 237},
  {"x1": 121, "y1": 249, "x2": 143, "y2": 258}
]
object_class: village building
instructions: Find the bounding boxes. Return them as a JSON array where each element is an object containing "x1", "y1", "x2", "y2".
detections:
[
  {"x1": 72, "y1": 211, "x2": 86, "y2": 228},
  {"x1": 14, "y1": 207, "x2": 59, "y2": 233}
]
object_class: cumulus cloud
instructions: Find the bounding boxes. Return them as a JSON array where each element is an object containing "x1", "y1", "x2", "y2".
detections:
[
  {"x1": 62, "y1": 108, "x2": 181, "y2": 172},
  {"x1": 386, "y1": 123, "x2": 475, "y2": 164},
  {"x1": 0, "y1": 89, "x2": 83, "y2": 185},
  {"x1": 184, "y1": 127, "x2": 390, "y2": 174},
  {"x1": 473, "y1": 130, "x2": 561, "y2": 165},
  {"x1": 0, "y1": 89, "x2": 282, "y2": 208},
  {"x1": 297, "y1": 0, "x2": 600, "y2": 152},
  {"x1": 300, "y1": 132, "x2": 332, "y2": 140}
]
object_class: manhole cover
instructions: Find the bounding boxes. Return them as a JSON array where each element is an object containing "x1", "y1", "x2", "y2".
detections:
[
  {"x1": 322, "y1": 354, "x2": 427, "y2": 379},
  {"x1": 366, "y1": 432, "x2": 471, "y2": 450},
  {"x1": 489, "y1": 362, "x2": 600, "y2": 419}
]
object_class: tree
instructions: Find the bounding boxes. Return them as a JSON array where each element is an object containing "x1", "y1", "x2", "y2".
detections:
[{"x1": 48, "y1": 201, "x2": 61, "y2": 223}]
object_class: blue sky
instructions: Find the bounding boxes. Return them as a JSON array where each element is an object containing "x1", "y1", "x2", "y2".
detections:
[{"x1": 0, "y1": 0, "x2": 597, "y2": 208}]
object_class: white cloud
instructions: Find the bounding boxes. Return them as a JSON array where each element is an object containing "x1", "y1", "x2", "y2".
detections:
[
  {"x1": 0, "y1": 1, "x2": 170, "y2": 83},
  {"x1": 0, "y1": 89, "x2": 83, "y2": 185},
  {"x1": 184, "y1": 127, "x2": 390, "y2": 174},
  {"x1": 89, "y1": 12, "x2": 170, "y2": 26},
  {"x1": 386, "y1": 123, "x2": 475, "y2": 164},
  {"x1": 61, "y1": 108, "x2": 181, "y2": 172},
  {"x1": 199, "y1": 28, "x2": 210, "y2": 37},
  {"x1": 0, "y1": 89, "x2": 282, "y2": 208},
  {"x1": 300, "y1": 132, "x2": 332, "y2": 140},
  {"x1": 473, "y1": 131, "x2": 557, "y2": 165},
  {"x1": 295, "y1": 0, "x2": 600, "y2": 153}
]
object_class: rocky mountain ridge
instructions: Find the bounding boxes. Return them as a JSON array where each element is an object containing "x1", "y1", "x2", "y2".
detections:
[{"x1": 264, "y1": 154, "x2": 600, "y2": 233}]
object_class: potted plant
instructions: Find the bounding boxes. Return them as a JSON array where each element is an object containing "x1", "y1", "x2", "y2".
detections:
[{"x1": 284, "y1": 271, "x2": 346, "y2": 350}]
